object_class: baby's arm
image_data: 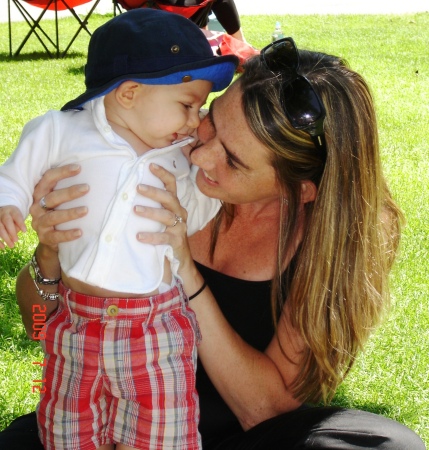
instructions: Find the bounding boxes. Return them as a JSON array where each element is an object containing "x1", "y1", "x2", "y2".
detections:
[{"x1": 0, "y1": 205, "x2": 26, "y2": 249}]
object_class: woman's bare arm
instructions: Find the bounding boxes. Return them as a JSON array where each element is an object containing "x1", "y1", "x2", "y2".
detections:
[
  {"x1": 16, "y1": 165, "x2": 89, "y2": 337},
  {"x1": 135, "y1": 164, "x2": 304, "y2": 429},
  {"x1": 17, "y1": 245, "x2": 62, "y2": 338}
]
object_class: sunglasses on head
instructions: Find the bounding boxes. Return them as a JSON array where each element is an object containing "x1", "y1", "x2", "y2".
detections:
[{"x1": 260, "y1": 37, "x2": 326, "y2": 153}]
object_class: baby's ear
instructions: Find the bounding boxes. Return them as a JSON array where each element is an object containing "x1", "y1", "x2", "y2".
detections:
[{"x1": 115, "y1": 81, "x2": 140, "y2": 108}]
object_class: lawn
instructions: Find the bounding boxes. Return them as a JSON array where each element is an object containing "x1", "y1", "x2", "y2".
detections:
[{"x1": 0, "y1": 10, "x2": 428, "y2": 446}]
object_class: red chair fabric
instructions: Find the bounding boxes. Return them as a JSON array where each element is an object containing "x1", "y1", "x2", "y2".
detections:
[
  {"x1": 20, "y1": 0, "x2": 93, "y2": 11},
  {"x1": 116, "y1": 0, "x2": 214, "y2": 19}
]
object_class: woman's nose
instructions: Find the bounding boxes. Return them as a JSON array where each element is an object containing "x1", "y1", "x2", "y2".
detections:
[{"x1": 191, "y1": 141, "x2": 216, "y2": 170}]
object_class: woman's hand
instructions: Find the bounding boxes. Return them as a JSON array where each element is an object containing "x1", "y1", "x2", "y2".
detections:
[
  {"x1": 17, "y1": 164, "x2": 89, "y2": 337},
  {"x1": 134, "y1": 164, "x2": 190, "y2": 265},
  {"x1": 30, "y1": 164, "x2": 89, "y2": 250},
  {"x1": 135, "y1": 164, "x2": 203, "y2": 291}
]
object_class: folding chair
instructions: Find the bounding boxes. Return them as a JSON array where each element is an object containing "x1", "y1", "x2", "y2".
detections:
[
  {"x1": 8, "y1": 0, "x2": 101, "y2": 58},
  {"x1": 112, "y1": 0, "x2": 215, "y2": 22}
]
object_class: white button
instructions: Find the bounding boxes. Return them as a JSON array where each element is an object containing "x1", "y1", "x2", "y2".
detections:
[
  {"x1": 105, "y1": 235, "x2": 112, "y2": 242},
  {"x1": 104, "y1": 126, "x2": 111, "y2": 132},
  {"x1": 122, "y1": 193, "x2": 128, "y2": 201}
]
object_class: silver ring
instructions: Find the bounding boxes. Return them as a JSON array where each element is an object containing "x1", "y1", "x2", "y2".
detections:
[
  {"x1": 39, "y1": 196, "x2": 49, "y2": 210},
  {"x1": 171, "y1": 214, "x2": 184, "y2": 227}
]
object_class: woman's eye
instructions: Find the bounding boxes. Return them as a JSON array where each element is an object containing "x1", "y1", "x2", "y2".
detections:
[{"x1": 226, "y1": 154, "x2": 238, "y2": 170}]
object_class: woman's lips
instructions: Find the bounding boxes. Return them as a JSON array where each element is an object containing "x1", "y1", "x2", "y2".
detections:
[{"x1": 201, "y1": 169, "x2": 217, "y2": 185}]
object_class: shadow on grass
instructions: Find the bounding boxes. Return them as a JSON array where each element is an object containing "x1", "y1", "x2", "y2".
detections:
[
  {"x1": 330, "y1": 385, "x2": 395, "y2": 417},
  {"x1": 68, "y1": 64, "x2": 85, "y2": 76},
  {"x1": 0, "y1": 50, "x2": 86, "y2": 62}
]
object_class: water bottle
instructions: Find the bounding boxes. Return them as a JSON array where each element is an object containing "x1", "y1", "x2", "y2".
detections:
[{"x1": 272, "y1": 21, "x2": 284, "y2": 42}]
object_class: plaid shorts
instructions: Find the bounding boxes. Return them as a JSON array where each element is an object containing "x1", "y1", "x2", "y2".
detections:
[{"x1": 37, "y1": 280, "x2": 201, "y2": 450}]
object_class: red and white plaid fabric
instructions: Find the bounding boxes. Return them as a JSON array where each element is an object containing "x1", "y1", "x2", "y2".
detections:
[{"x1": 37, "y1": 280, "x2": 201, "y2": 450}]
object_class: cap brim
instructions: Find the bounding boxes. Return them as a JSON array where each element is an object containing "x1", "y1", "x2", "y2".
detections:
[{"x1": 62, "y1": 54, "x2": 238, "y2": 111}]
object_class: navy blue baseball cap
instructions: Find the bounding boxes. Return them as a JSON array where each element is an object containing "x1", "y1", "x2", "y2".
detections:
[{"x1": 62, "y1": 8, "x2": 239, "y2": 111}]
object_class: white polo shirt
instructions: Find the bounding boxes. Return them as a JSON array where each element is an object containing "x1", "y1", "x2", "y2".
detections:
[{"x1": 0, "y1": 97, "x2": 220, "y2": 293}]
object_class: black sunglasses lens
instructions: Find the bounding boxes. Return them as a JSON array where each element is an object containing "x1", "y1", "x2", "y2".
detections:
[
  {"x1": 261, "y1": 38, "x2": 326, "y2": 145},
  {"x1": 263, "y1": 38, "x2": 298, "y2": 73},
  {"x1": 282, "y1": 77, "x2": 325, "y2": 134}
]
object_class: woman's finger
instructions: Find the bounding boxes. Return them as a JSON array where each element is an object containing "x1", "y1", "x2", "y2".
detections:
[
  {"x1": 32, "y1": 164, "x2": 81, "y2": 203},
  {"x1": 134, "y1": 205, "x2": 188, "y2": 255},
  {"x1": 38, "y1": 227, "x2": 83, "y2": 247},
  {"x1": 137, "y1": 226, "x2": 192, "y2": 281},
  {"x1": 33, "y1": 206, "x2": 88, "y2": 228},
  {"x1": 134, "y1": 162, "x2": 193, "y2": 271},
  {"x1": 136, "y1": 182, "x2": 175, "y2": 205},
  {"x1": 149, "y1": 163, "x2": 178, "y2": 196},
  {"x1": 32, "y1": 206, "x2": 87, "y2": 248},
  {"x1": 141, "y1": 164, "x2": 185, "y2": 211},
  {"x1": 136, "y1": 231, "x2": 171, "y2": 246},
  {"x1": 136, "y1": 163, "x2": 189, "y2": 225},
  {"x1": 136, "y1": 182, "x2": 188, "y2": 221},
  {"x1": 134, "y1": 204, "x2": 187, "y2": 228},
  {"x1": 32, "y1": 206, "x2": 87, "y2": 231},
  {"x1": 37, "y1": 184, "x2": 89, "y2": 212},
  {"x1": 30, "y1": 164, "x2": 88, "y2": 225},
  {"x1": 137, "y1": 228, "x2": 188, "y2": 250}
]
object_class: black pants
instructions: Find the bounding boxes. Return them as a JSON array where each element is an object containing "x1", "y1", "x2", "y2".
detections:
[
  {"x1": 205, "y1": 407, "x2": 426, "y2": 449},
  {"x1": 0, "y1": 407, "x2": 425, "y2": 449},
  {"x1": 188, "y1": 0, "x2": 241, "y2": 34}
]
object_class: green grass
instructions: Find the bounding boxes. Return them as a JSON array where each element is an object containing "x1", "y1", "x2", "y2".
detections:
[{"x1": 1, "y1": 11, "x2": 428, "y2": 445}]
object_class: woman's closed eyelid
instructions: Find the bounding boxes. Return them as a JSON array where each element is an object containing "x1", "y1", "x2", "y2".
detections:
[{"x1": 226, "y1": 153, "x2": 238, "y2": 170}]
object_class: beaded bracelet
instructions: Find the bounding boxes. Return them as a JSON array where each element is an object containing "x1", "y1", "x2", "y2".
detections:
[
  {"x1": 28, "y1": 251, "x2": 61, "y2": 301},
  {"x1": 29, "y1": 251, "x2": 61, "y2": 285},
  {"x1": 31, "y1": 278, "x2": 61, "y2": 302}
]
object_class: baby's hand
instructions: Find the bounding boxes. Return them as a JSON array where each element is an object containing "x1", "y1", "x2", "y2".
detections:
[{"x1": 0, "y1": 206, "x2": 27, "y2": 249}]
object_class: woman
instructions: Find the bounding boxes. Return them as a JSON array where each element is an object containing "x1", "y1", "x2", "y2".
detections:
[{"x1": 2, "y1": 38, "x2": 425, "y2": 449}]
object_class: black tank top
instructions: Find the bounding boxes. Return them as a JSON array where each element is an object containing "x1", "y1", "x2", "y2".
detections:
[{"x1": 194, "y1": 261, "x2": 275, "y2": 441}]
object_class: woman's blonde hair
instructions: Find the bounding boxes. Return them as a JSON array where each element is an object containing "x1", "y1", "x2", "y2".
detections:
[{"x1": 212, "y1": 50, "x2": 404, "y2": 403}]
